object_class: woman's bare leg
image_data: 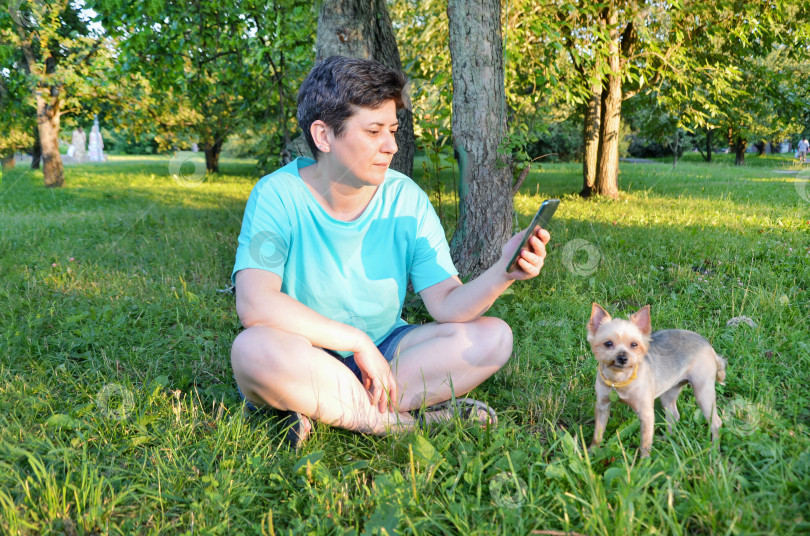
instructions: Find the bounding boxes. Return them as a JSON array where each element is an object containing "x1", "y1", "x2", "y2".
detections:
[
  {"x1": 390, "y1": 316, "x2": 513, "y2": 411},
  {"x1": 231, "y1": 316, "x2": 513, "y2": 436},
  {"x1": 231, "y1": 326, "x2": 420, "y2": 435}
]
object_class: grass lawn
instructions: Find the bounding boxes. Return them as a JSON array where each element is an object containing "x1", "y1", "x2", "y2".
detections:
[{"x1": 0, "y1": 152, "x2": 808, "y2": 535}]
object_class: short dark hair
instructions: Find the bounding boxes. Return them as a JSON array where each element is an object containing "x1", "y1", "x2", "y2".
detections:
[{"x1": 297, "y1": 56, "x2": 406, "y2": 159}]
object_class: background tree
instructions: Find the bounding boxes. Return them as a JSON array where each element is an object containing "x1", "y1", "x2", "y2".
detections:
[
  {"x1": 0, "y1": 44, "x2": 35, "y2": 169},
  {"x1": 249, "y1": 2, "x2": 315, "y2": 172},
  {"x1": 390, "y1": 0, "x2": 565, "y2": 206},
  {"x1": 649, "y1": 1, "x2": 809, "y2": 166},
  {"x1": 97, "y1": 0, "x2": 314, "y2": 173},
  {"x1": 722, "y1": 54, "x2": 806, "y2": 165},
  {"x1": 102, "y1": 71, "x2": 204, "y2": 153},
  {"x1": 550, "y1": 0, "x2": 704, "y2": 199},
  {"x1": 2, "y1": 0, "x2": 103, "y2": 187}
]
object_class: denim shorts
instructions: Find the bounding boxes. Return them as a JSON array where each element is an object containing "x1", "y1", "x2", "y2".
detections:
[{"x1": 238, "y1": 324, "x2": 418, "y2": 412}]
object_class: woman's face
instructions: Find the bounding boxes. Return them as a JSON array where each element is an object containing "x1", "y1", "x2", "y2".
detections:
[{"x1": 323, "y1": 100, "x2": 399, "y2": 187}]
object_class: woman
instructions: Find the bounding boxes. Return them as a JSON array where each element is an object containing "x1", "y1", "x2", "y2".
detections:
[{"x1": 230, "y1": 56, "x2": 550, "y2": 447}]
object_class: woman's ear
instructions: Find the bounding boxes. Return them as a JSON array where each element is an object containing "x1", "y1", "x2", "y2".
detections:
[{"x1": 310, "y1": 120, "x2": 331, "y2": 153}]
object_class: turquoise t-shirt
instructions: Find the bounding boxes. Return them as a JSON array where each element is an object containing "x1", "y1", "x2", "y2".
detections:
[{"x1": 232, "y1": 158, "x2": 457, "y2": 350}]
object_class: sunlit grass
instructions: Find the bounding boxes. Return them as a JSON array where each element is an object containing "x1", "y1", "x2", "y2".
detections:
[{"x1": 0, "y1": 155, "x2": 808, "y2": 534}]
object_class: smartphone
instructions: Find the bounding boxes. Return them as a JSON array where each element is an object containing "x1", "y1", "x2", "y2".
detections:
[{"x1": 506, "y1": 198, "x2": 560, "y2": 273}]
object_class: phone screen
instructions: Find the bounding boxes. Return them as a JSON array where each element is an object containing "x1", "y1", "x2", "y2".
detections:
[{"x1": 506, "y1": 198, "x2": 560, "y2": 273}]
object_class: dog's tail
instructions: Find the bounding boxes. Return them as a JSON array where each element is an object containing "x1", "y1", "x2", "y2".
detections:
[{"x1": 715, "y1": 353, "x2": 727, "y2": 385}]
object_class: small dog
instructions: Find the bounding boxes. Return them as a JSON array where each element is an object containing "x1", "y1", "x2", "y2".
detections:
[{"x1": 586, "y1": 303, "x2": 727, "y2": 457}]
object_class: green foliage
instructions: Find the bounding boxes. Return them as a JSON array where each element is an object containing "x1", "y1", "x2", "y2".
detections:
[
  {"x1": 1, "y1": 156, "x2": 808, "y2": 533},
  {"x1": 94, "y1": 0, "x2": 316, "y2": 166},
  {"x1": 101, "y1": 126, "x2": 160, "y2": 155},
  {"x1": 0, "y1": 1, "x2": 111, "y2": 155},
  {"x1": 391, "y1": 0, "x2": 567, "y2": 174},
  {"x1": 631, "y1": 0, "x2": 810, "y2": 149},
  {"x1": 526, "y1": 117, "x2": 583, "y2": 162},
  {"x1": 389, "y1": 0, "x2": 457, "y2": 223},
  {"x1": 0, "y1": 45, "x2": 34, "y2": 157}
]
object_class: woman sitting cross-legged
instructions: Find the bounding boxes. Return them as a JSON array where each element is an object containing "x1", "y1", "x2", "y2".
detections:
[{"x1": 230, "y1": 56, "x2": 551, "y2": 448}]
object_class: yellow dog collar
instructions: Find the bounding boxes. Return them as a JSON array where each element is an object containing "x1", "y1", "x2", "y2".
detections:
[{"x1": 599, "y1": 364, "x2": 639, "y2": 389}]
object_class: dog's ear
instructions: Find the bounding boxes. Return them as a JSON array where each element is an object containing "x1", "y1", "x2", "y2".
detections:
[
  {"x1": 588, "y1": 303, "x2": 611, "y2": 336},
  {"x1": 629, "y1": 305, "x2": 652, "y2": 336}
]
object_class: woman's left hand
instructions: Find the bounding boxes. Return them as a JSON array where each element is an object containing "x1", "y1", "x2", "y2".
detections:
[{"x1": 503, "y1": 227, "x2": 550, "y2": 280}]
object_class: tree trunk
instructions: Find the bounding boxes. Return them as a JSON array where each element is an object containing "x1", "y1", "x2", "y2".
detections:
[
  {"x1": 734, "y1": 137, "x2": 746, "y2": 165},
  {"x1": 595, "y1": 80, "x2": 621, "y2": 199},
  {"x1": 31, "y1": 128, "x2": 42, "y2": 169},
  {"x1": 1, "y1": 155, "x2": 15, "y2": 170},
  {"x1": 204, "y1": 140, "x2": 222, "y2": 173},
  {"x1": 728, "y1": 127, "x2": 746, "y2": 165},
  {"x1": 277, "y1": 53, "x2": 290, "y2": 148},
  {"x1": 37, "y1": 92, "x2": 64, "y2": 188},
  {"x1": 447, "y1": 0, "x2": 512, "y2": 277},
  {"x1": 314, "y1": 0, "x2": 414, "y2": 178},
  {"x1": 706, "y1": 127, "x2": 712, "y2": 162},
  {"x1": 672, "y1": 127, "x2": 679, "y2": 169},
  {"x1": 594, "y1": 7, "x2": 621, "y2": 200},
  {"x1": 20, "y1": 29, "x2": 64, "y2": 187},
  {"x1": 581, "y1": 82, "x2": 601, "y2": 198}
]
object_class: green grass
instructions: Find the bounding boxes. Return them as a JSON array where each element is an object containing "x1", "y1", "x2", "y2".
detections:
[
  {"x1": 652, "y1": 150, "x2": 805, "y2": 168},
  {"x1": 1, "y1": 154, "x2": 808, "y2": 534}
]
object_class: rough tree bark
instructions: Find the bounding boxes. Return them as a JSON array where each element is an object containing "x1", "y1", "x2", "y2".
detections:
[
  {"x1": 729, "y1": 128, "x2": 747, "y2": 165},
  {"x1": 593, "y1": 5, "x2": 624, "y2": 200},
  {"x1": 35, "y1": 91, "x2": 64, "y2": 187},
  {"x1": 595, "y1": 79, "x2": 621, "y2": 199},
  {"x1": 447, "y1": 0, "x2": 513, "y2": 277},
  {"x1": 36, "y1": 91, "x2": 65, "y2": 187},
  {"x1": 31, "y1": 130, "x2": 42, "y2": 169},
  {"x1": 672, "y1": 126, "x2": 679, "y2": 169},
  {"x1": 204, "y1": 139, "x2": 223, "y2": 173},
  {"x1": 298, "y1": 0, "x2": 415, "y2": 177},
  {"x1": 706, "y1": 128, "x2": 713, "y2": 162},
  {"x1": 18, "y1": 27, "x2": 64, "y2": 187},
  {"x1": 581, "y1": 82, "x2": 602, "y2": 197}
]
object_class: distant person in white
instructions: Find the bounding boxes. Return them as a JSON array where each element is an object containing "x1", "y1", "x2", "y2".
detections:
[
  {"x1": 798, "y1": 138, "x2": 809, "y2": 163},
  {"x1": 69, "y1": 127, "x2": 87, "y2": 161},
  {"x1": 88, "y1": 116, "x2": 105, "y2": 162}
]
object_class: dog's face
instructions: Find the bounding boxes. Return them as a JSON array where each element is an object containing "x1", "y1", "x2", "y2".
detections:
[{"x1": 587, "y1": 303, "x2": 652, "y2": 370}]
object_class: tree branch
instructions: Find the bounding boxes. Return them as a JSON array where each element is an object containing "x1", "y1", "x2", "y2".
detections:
[
  {"x1": 620, "y1": 21, "x2": 636, "y2": 58},
  {"x1": 622, "y1": 70, "x2": 661, "y2": 100}
]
